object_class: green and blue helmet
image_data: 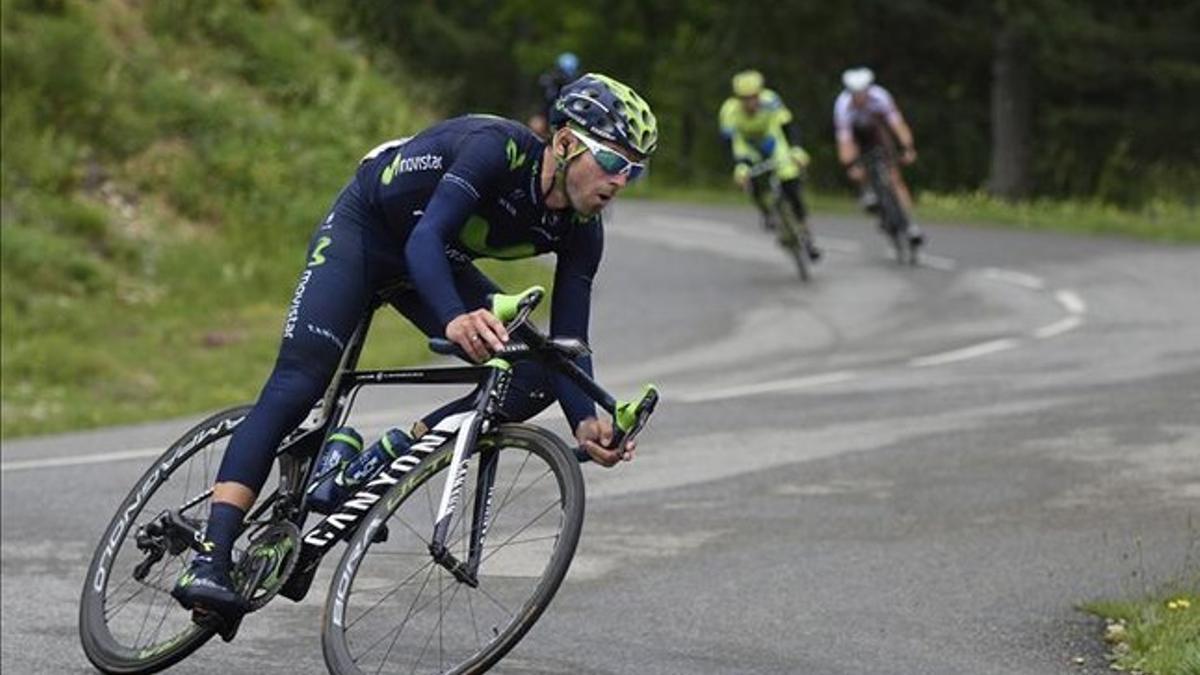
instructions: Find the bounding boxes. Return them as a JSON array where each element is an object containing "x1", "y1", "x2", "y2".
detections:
[{"x1": 550, "y1": 73, "x2": 658, "y2": 159}]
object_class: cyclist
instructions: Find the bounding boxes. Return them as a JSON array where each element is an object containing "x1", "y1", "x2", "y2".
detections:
[
  {"x1": 528, "y1": 52, "x2": 580, "y2": 139},
  {"x1": 171, "y1": 73, "x2": 657, "y2": 628},
  {"x1": 718, "y1": 69, "x2": 821, "y2": 261},
  {"x1": 833, "y1": 67, "x2": 923, "y2": 246}
]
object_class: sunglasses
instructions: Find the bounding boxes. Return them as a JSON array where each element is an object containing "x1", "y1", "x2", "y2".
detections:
[{"x1": 570, "y1": 129, "x2": 647, "y2": 181}]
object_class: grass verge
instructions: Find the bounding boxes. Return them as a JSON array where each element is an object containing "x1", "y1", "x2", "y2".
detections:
[{"x1": 1083, "y1": 584, "x2": 1200, "y2": 674}]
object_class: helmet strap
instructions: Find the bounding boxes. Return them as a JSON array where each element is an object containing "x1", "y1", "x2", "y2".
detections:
[{"x1": 542, "y1": 131, "x2": 588, "y2": 208}]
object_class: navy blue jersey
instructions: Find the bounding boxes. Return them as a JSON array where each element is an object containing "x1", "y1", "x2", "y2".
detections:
[{"x1": 356, "y1": 115, "x2": 603, "y2": 427}]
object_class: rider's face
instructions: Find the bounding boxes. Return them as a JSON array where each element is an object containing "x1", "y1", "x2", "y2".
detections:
[
  {"x1": 738, "y1": 95, "x2": 760, "y2": 114},
  {"x1": 850, "y1": 90, "x2": 869, "y2": 107},
  {"x1": 564, "y1": 135, "x2": 639, "y2": 216}
]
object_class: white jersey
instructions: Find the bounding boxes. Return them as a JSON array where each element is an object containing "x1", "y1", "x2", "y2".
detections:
[{"x1": 833, "y1": 84, "x2": 902, "y2": 143}]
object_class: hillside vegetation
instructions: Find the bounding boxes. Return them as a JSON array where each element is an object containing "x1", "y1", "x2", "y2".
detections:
[{"x1": 0, "y1": 0, "x2": 544, "y2": 437}]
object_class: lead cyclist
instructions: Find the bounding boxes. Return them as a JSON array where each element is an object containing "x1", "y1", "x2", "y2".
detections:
[
  {"x1": 170, "y1": 73, "x2": 659, "y2": 631},
  {"x1": 719, "y1": 69, "x2": 822, "y2": 261}
]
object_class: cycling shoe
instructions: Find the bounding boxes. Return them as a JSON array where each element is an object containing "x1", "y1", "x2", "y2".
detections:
[
  {"x1": 906, "y1": 224, "x2": 925, "y2": 247},
  {"x1": 805, "y1": 241, "x2": 823, "y2": 262},
  {"x1": 171, "y1": 556, "x2": 248, "y2": 636}
]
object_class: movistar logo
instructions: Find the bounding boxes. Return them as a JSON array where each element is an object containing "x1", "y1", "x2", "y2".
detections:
[
  {"x1": 506, "y1": 138, "x2": 527, "y2": 170},
  {"x1": 381, "y1": 152, "x2": 443, "y2": 184}
]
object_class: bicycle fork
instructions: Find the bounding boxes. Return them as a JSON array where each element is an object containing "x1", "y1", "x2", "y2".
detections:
[{"x1": 428, "y1": 362, "x2": 508, "y2": 587}]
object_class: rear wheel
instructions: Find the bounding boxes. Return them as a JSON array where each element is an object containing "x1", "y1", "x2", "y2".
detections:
[
  {"x1": 322, "y1": 423, "x2": 585, "y2": 675},
  {"x1": 79, "y1": 407, "x2": 251, "y2": 674}
]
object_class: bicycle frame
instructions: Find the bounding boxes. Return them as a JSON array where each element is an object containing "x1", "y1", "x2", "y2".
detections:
[{"x1": 275, "y1": 296, "x2": 635, "y2": 594}]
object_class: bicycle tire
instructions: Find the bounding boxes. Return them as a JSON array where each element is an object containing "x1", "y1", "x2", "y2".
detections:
[
  {"x1": 322, "y1": 423, "x2": 585, "y2": 675},
  {"x1": 774, "y1": 201, "x2": 810, "y2": 282},
  {"x1": 79, "y1": 405, "x2": 252, "y2": 674},
  {"x1": 869, "y1": 157, "x2": 911, "y2": 264}
]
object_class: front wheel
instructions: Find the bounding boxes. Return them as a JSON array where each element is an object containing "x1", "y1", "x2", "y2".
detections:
[
  {"x1": 322, "y1": 424, "x2": 585, "y2": 675},
  {"x1": 775, "y1": 202, "x2": 811, "y2": 282},
  {"x1": 79, "y1": 406, "x2": 251, "y2": 674}
]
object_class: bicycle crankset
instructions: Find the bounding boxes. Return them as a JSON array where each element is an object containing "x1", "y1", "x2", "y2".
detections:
[{"x1": 235, "y1": 521, "x2": 301, "y2": 612}]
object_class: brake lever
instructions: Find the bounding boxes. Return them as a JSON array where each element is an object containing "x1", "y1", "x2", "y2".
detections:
[{"x1": 607, "y1": 385, "x2": 659, "y2": 456}]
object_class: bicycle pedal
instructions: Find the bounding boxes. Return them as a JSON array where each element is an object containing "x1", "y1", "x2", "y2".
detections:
[{"x1": 191, "y1": 607, "x2": 244, "y2": 643}]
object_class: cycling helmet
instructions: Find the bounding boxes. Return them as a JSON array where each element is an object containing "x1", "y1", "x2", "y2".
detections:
[
  {"x1": 550, "y1": 73, "x2": 658, "y2": 158},
  {"x1": 556, "y1": 52, "x2": 580, "y2": 77},
  {"x1": 842, "y1": 67, "x2": 874, "y2": 93},
  {"x1": 732, "y1": 70, "x2": 765, "y2": 98}
]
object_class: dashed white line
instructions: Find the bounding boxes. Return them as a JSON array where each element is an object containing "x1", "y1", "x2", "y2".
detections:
[
  {"x1": 1055, "y1": 289, "x2": 1086, "y2": 315},
  {"x1": 919, "y1": 253, "x2": 958, "y2": 271},
  {"x1": 680, "y1": 371, "x2": 858, "y2": 403},
  {"x1": 908, "y1": 338, "x2": 1021, "y2": 367},
  {"x1": 982, "y1": 267, "x2": 1046, "y2": 290},
  {"x1": 1, "y1": 447, "x2": 162, "y2": 473},
  {"x1": 1034, "y1": 315, "x2": 1083, "y2": 339}
]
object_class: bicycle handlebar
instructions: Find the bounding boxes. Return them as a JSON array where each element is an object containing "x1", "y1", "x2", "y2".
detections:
[{"x1": 427, "y1": 286, "x2": 659, "y2": 456}]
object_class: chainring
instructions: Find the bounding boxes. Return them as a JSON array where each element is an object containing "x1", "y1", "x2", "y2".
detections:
[{"x1": 235, "y1": 521, "x2": 301, "y2": 612}]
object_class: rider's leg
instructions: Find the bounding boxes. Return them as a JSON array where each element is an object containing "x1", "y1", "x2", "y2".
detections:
[
  {"x1": 779, "y1": 177, "x2": 821, "y2": 260},
  {"x1": 176, "y1": 181, "x2": 383, "y2": 615},
  {"x1": 888, "y1": 165, "x2": 923, "y2": 243},
  {"x1": 748, "y1": 174, "x2": 775, "y2": 230}
]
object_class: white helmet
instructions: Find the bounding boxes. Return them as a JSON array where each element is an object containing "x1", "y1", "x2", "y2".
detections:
[{"x1": 842, "y1": 67, "x2": 874, "y2": 93}]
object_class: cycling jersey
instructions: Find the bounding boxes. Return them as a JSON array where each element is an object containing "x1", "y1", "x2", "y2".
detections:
[
  {"x1": 215, "y1": 116, "x2": 603, "y2": 495},
  {"x1": 832, "y1": 84, "x2": 902, "y2": 147},
  {"x1": 718, "y1": 89, "x2": 803, "y2": 181}
]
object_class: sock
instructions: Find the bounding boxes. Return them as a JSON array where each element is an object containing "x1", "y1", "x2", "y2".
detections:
[{"x1": 200, "y1": 502, "x2": 246, "y2": 572}]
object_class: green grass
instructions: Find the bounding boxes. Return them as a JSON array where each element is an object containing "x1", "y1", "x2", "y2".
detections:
[
  {"x1": 0, "y1": 0, "x2": 547, "y2": 438},
  {"x1": 626, "y1": 181, "x2": 1200, "y2": 243},
  {"x1": 1083, "y1": 584, "x2": 1200, "y2": 674}
]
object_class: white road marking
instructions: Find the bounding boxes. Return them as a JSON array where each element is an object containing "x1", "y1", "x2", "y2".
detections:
[
  {"x1": 908, "y1": 338, "x2": 1021, "y2": 367},
  {"x1": 1, "y1": 447, "x2": 162, "y2": 473},
  {"x1": 1034, "y1": 315, "x2": 1083, "y2": 339},
  {"x1": 919, "y1": 254, "x2": 958, "y2": 271},
  {"x1": 982, "y1": 267, "x2": 1046, "y2": 290},
  {"x1": 679, "y1": 371, "x2": 858, "y2": 403},
  {"x1": 1056, "y1": 289, "x2": 1086, "y2": 315},
  {"x1": 818, "y1": 237, "x2": 862, "y2": 254}
]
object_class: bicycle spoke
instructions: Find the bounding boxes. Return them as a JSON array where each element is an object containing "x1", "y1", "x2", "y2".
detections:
[
  {"x1": 346, "y1": 556, "x2": 439, "y2": 630},
  {"x1": 373, "y1": 563, "x2": 436, "y2": 674}
]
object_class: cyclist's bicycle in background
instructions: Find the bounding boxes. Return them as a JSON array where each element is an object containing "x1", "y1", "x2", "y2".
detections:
[
  {"x1": 857, "y1": 146, "x2": 919, "y2": 266},
  {"x1": 79, "y1": 287, "x2": 658, "y2": 675},
  {"x1": 747, "y1": 159, "x2": 816, "y2": 281}
]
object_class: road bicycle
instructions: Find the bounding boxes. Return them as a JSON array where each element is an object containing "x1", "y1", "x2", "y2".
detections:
[
  {"x1": 746, "y1": 159, "x2": 815, "y2": 282},
  {"x1": 858, "y1": 146, "x2": 918, "y2": 266},
  {"x1": 79, "y1": 286, "x2": 658, "y2": 674}
]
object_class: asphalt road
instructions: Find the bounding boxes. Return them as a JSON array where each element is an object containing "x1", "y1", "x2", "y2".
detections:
[{"x1": 3, "y1": 199, "x2": 1198, "y2": 674}]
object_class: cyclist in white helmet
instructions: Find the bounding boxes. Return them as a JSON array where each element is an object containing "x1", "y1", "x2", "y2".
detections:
[{"x1": 833, "y1": 67, "x2": 923, "y2": 246}]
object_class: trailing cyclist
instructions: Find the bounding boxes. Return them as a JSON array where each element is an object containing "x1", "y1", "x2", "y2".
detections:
[
  {"x1": 833, "y1": 67, "x2": 924, "y2": 248},
  {"x1": 719, "y1": 69, "x2": 822, "y2": 262},
  {"x1": 528, "y1": 51, "x2": 580, "y2": 139},
  {"x1": 170, "y1": 73, "x2": 657, "y2": 630}
]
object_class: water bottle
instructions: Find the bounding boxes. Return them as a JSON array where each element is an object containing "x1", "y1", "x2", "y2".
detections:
[
  {"x1": 306, "y1": 427, "x2": 362, "y2": 514},
  {"x1": 338, "y1": 428, "x2": 413, "y2": 490}
]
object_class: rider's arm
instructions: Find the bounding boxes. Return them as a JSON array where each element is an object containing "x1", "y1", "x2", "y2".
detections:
[
  {"x1": 546, "y1": 218, "x2": 604, "y2": 432},
  {"x1": 832, "y1": 92, "x2": 859, "y2": 166},
  {"x1": 873, "y1": 86, "x2": 915, "y2": 153},
  {"x1": 404, "y1": 134, "x2": 505, "y2": 329},
  {"x1": 717, "y1": 98, "x2": 739, "y2": 158}
]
